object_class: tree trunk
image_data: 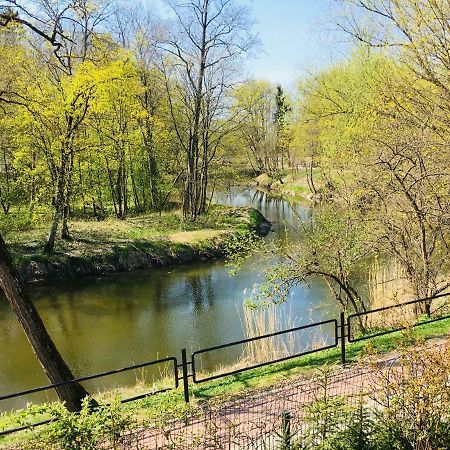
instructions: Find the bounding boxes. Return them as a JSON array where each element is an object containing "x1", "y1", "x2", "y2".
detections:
[
  {"x1": 45, "y1": 138, "x2": 71, "y2": 252},
  {"x1": 306, "y1": 159, "x2": 317, "y2": 195},
  {"x1": 146, "y1": 145, "x2": 158, "y2": 211},
  {"x1": 44, "y1": 167, "x2": 65, "y2": 253},
  {"x1": 61, "y1": 149, "x2": 75, "y2": 240},
  {"x1": 105, "y1": 157, "x2": 118, "y2": 218},
  {"x1": 61, "y1": 204, "x2": 71, "y2": 240},
  {"x1": 0, "y1": 234, "x2": 93, "y2": 411},
  {"x1": 183, "y1": 7, "x2": 207, "y2": 220}
]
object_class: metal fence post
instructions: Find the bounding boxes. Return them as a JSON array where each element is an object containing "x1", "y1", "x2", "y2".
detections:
[
  {"x1": 281, "y1": 410, "x2": 291, "y2": 450},
  {"x1": 181, "y1": 348, "x2": 190, "y2": 403},
  {"x1": 340, "y1": 312, "x2": 346, "y2": 367}
]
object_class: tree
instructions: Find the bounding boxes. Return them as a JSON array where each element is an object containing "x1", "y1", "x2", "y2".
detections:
[
  {"x1": 233, "y1": 81, "x2": 292, "y2": 178},
  {"x1": 249, "y1": 205, "x2": 371, "y2": 316},
  {"x1": 109, "y1": 4, "x2": 169, "y2": 212},
  {"x1": 360, "y1": 110, "x2": 450, "y2": 300},
  {"x1": 0, "y1": 3, "x2": 93, "y2": 411},
  {"x1": 335, "y1": 1, "x2": 450, "y2": 299},
  {"x1": 38, "y1": 0, "x2": 113, "y2": 251},
  {"x1": 293, "y1": 46, "x2": 450, "y2": 306},
  {"x1": 273, "y1": 85, "x2": 292, "y2": 174},
  {"x1": 337, "y1": 0, "x2": 450, "y2": 145},
  {"x1": 159, "y1": 0, "x2": 256, "y2": 219},
  {"x1": 233, "y1": 80, "x2": 278, "y2": 175}
]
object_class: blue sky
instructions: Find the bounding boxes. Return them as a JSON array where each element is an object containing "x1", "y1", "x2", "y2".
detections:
[
  {"x1": 244, "y1": 0, "x2": 342, "y2": 87},
  {"x1": 153, "y1": 0, "x2": 347, "y2": 88}
]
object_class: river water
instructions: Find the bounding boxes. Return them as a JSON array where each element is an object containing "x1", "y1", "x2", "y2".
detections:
[{"x1": 0, "y1": 187, "x2": 338, "y2": 411}]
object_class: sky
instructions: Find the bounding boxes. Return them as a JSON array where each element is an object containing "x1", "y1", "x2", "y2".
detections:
[
  {"x1": 243, "y1": 0, "x2": 345, "y2": 87},
  {"x1": 152, "y1": 0, "x2": 348, "y2": 88}
]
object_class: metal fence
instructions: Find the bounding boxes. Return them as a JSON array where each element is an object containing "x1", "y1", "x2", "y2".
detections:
[
  {"x1": 191, "y1": 319, "x2": 339, "y2": 384},
  {"x1": 1, "y1": 292, "x2": 449, "y2": 438}
]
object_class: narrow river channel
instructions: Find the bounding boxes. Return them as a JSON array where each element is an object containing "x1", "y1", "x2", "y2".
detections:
[{"x1": 0, "y1": 187, "x2": 339, "y2": 411}]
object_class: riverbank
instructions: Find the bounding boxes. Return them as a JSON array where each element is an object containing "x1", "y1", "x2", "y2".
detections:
[
  {"x1": 251, "y1": 171, "x2": 321, "y2": 202},
  {"x1": 6, "y1": 206, "x2": 271, "y2": 282}
]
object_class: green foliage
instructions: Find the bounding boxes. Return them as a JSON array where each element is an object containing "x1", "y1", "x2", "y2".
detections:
[
  {"x1": 242, "y1": 203, "x2": 371, "y2": 311},
  {"x1": 0, "y1": 1, "x2": 252, "y2": 251},
  {"x1": 289, "y1": 33, "x2": 450, "y2": 307},
  {"x1": 224, "y1": 229, "x2": 265, "y2": 275},
  {"x1": 0, "y1": 211, "x2": 32, "y2": 233},
  {"x1": 293, "y1": 342, "x2": 450, "y2": 450},
  {"x1": 35, "y1": 398, "x2": 132, "y2": 450},
  {"x1": 293, "y1": 365, "x2": 374, "y2": 450},
  {"x1": 295, "y1": 396, "x2": 376, "y2": 450},
  {"x1": 233, "y1": 80, "x2": 293, "y2": 176}
]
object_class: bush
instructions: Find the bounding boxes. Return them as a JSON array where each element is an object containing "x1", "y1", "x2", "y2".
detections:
[
  {"x1": 0, "y1": 212, "x2": 32, "y2": 233},
  {"x1": 369, "y1": 342, "x2": 450, "y2": 450},
  {"x1": 25, "y1": 397, "x2": 134, "y2": 450},
  {"x1": 293, "y1": 341, "x2": 450, "y2": 450}
]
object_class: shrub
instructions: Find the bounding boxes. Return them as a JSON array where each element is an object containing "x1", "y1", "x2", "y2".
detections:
[
  {"x1": 293, "y1": 341, "x2": 450, "y2": 450},
  {"x1": 27, "y1": 397, "x2": 134, "y2": 450}
]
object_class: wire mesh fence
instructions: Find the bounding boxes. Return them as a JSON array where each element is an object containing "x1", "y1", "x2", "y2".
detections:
[
  {"x1": 120, "y1": 340, "x2": 450, "y2": 449},
  {"x1": 118, "y1": 365, "x2": 373, "y2": 449}
]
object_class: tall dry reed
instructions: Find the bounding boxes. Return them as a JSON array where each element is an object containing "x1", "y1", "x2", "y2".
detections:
[
  {"x1": 241, "y1": 305, "x2": 297, "y2": 364},
  {"x1": 368, "y1": 258, "x2": 412, "y2": 309},
  {"x1": 366, "y1": 258, "x2": 420, "y2": 332}
]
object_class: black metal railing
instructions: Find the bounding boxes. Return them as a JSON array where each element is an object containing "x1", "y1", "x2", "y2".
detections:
[
  {"x1": 0, "y1": 357, "x2": 178, "y2": 437},
  {"x1": 191, "y1": 319, "x2": 338, "y2": 384},
  {"x1": 348, "y1": 293, "x2": 450, "y2": 343},
  {"x1": 1, "y1": 292, "x2": 450, "y2": 437}
]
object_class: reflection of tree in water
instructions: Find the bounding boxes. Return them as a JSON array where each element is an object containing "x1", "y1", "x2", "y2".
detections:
[
  {"x1": 188, "y1": 273, "x2": 215, "y2": 312},
  {"x1": 145, "y1": 275, "x2": 165, "y2": 313},
  {"x1": 0, "y1": 295, "x2": 21, "y2": 342},
  {"x1": 252, "y1": 189, "x2": 266, "y2": 211},
  {"x1": 145, "y1": 269, "x2": 216, "y2": 312}
]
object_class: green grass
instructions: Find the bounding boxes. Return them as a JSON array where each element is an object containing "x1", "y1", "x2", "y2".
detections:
[
  {"x1": 6, "y1": 206, "x2": 241, "y2": 247},
  {"x1": 188, "y1": 317, "x2": 450, "y2": 401},
  {"x1": 253, "y1": 171, "x2": 322, "y2": 203},
  {"x1": 4, "y1": 206, "x2": 262, "y2": 274},
  {"x1": 1, "y1": 317, "x2": 449, "y2": 447}
]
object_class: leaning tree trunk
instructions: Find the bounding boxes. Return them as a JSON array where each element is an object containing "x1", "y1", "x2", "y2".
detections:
[{"x1": 0, "y1": 234, "x2": 94, "y2": 411}]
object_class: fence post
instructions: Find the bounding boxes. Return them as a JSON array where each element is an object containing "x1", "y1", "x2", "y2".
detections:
[
  {"x1": 340, "y1": 312, "x2": 346, "y2": 367},
  {"x1": 281, "y1": 410, "x2": 291, "y2": 450},
  {"x1": 181, "y1": 348, "x2": 190, "y2": 403}
]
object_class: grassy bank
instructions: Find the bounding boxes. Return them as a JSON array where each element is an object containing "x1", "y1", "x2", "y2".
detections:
[
  {"x1": 1, "y1": 317, "x2": 449, "y2": 447},
  {"x1": 252, "y1": 171, "x2": 321, "y2": 202},
  {"x1": 5, "y1": 206, "x2": 270, "y2": 282}
]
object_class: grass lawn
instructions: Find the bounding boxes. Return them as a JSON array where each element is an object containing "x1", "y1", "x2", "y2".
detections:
[{"x1": 6, "y1": 206, "x2": 252, "y2": 255}]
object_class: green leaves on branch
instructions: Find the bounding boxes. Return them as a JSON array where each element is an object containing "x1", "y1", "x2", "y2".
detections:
[{"x1": 25, "y1": 398, "x2": 133, "y2": 450}]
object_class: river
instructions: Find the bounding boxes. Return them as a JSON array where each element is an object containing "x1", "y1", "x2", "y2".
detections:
[{"x1": 0, "y1": 187, "x2": 339, "y2": 411}]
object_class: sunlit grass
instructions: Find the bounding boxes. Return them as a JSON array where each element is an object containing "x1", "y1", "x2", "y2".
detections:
[
  {"x1": 4, "y1": 206, "x2": 257, "y2": 270},
  {"x1": 1, "y1": 317, "x2": 449, "y2": 447}
]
